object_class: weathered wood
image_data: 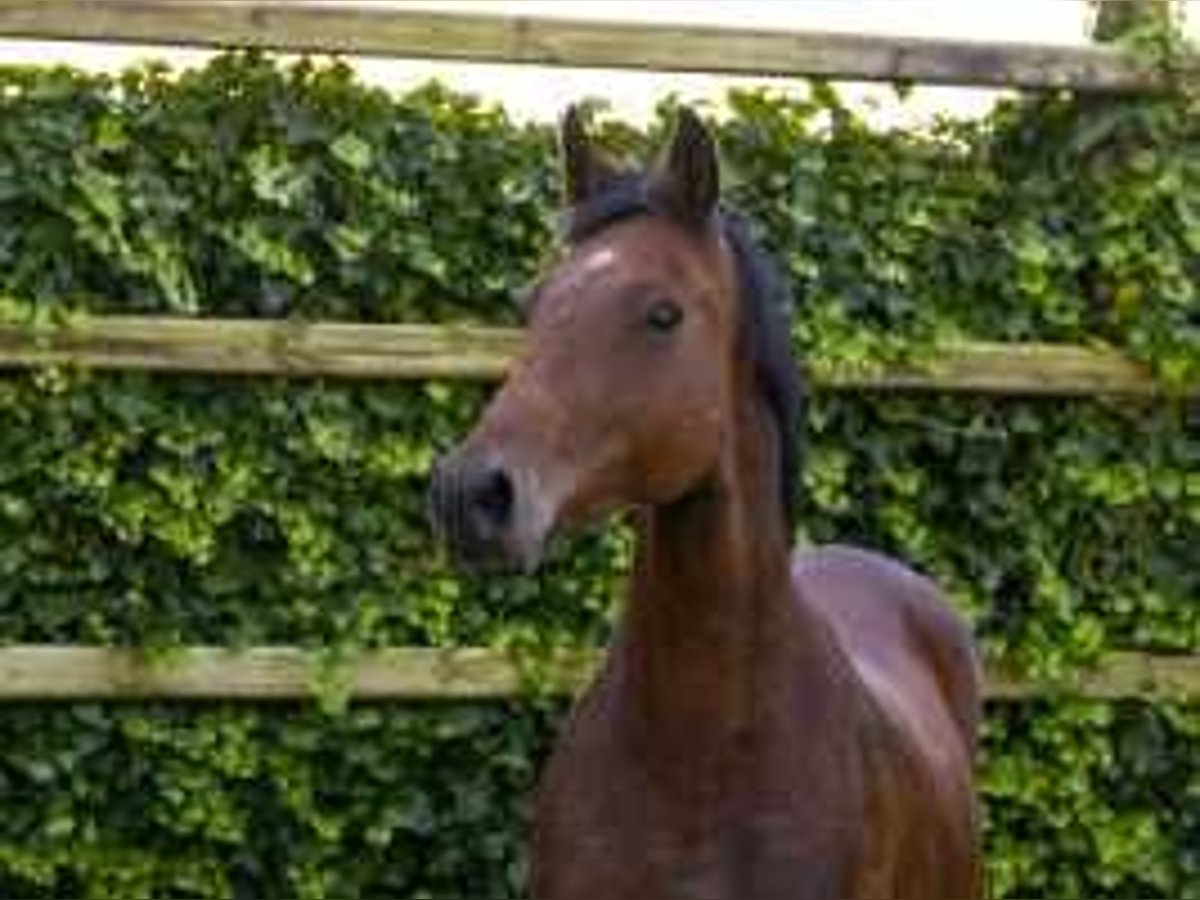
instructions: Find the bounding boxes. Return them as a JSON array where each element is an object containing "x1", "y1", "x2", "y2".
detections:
[
  {"x1": 845, "y1": 341, "x2": 1172, "y2": 398},
  {"x1": 0, "y1": 317, "x2": 1183, "y2": 397},
  {"x1": 0, "y1": 646, "x2": 1194, "y2": 701},
  {"x1": 0, "y1": 1, "x2": 1169, "y2": 92},
  {"x1": 0, "y1": 646, "x2": 540, "y2": 700},
  {"x1": 0, "y1": 317, "x2": 523, "y2": 381},
  {"x1": 987, "y1": 651, "x2": 1200, "y2": 701}
]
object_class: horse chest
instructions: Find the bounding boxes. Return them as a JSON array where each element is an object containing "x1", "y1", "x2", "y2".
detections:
[
  {"x1": 535, "y1": 788, "x2": 858, "y2": 900},
  {"x1": 533, "y1": 699, "x2": 864, "y2": 900}
]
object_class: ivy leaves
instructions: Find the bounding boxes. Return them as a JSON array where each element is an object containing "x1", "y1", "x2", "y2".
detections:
[{"x1": 0, "y1": 52, "x2": 1195, "y2": 899}]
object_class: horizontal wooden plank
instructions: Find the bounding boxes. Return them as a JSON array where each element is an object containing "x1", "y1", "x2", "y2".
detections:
[
  {"x1": 0, "y1": 317, "x2": 523, "y2": 381},
  {"x1": 0, "y1": 646, "x2": 1195, "y2": 702},
  {"x1": 987, "y1": 651, "x2": 1200, "y2": 701},
  {"x1": 0, "y1": 646, "x2": 541, "y2": 700},
  {"x1": 0, "y1": 317, "x2": 1181, "y2": 397},
  {"x1": 845, "y1": 341, "x2": 1172, "y2": 398},
  {"x1": 0, "y1": 1, "x2": 1169, "y2": 91}
]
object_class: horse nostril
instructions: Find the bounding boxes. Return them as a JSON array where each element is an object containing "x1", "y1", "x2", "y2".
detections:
[
  {"x1": 431, "y1": 452, "x2": 520, "y2": 563},
  {"x1": 469, "y1": 464, "x2": 515, "y2": 533}
]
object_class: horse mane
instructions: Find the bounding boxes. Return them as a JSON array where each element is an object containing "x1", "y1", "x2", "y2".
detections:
[{"x1": 563, "y1": 178, "x2": 806, "y2": 533}]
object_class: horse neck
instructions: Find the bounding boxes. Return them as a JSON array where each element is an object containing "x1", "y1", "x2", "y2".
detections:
[{"x1": 615, "y1": 376, "x2": 849, "y2": 765}]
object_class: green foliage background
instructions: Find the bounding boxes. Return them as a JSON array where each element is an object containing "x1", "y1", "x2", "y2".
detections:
[{"x1": 0, "y1": 54, "x2": 1196, "y2": 898}]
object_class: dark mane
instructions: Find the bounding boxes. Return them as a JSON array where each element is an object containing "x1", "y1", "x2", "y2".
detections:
[{"x1": 564, "y1": 179, "x2": 806, "y2": 532}]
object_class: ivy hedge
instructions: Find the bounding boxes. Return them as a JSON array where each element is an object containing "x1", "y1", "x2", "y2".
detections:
[{"x1": 0, "y1": 54, "x2": 1195, "y2": 898}]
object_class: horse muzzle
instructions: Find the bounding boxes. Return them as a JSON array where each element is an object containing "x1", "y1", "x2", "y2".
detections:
[{"x1": 429, "y1": 447, "x2": 554, "y2": 573}]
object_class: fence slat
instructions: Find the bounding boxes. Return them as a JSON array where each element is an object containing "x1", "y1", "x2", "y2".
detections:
[
  {"x1": 0, "y1": 318, "x2": 523, "y2": 381},
  {"x1": 0, "y1": 646, "x2": 535, "y2": 700},
  {"x1": 0, "y1": 317, "x2": 1182, "y2": 397},
  {"x1": 987, "y1": 652, "x2": 1200, "y2": 701},
  {"x1": 0, "y1": 646, "x2": 1195, "y2": 702},
  {"x1": 0, "y1": 1, "x2": 1167, "y2": 91}
]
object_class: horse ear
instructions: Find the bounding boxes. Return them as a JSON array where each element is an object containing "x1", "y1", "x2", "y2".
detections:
[
  {"x1": 648, "y1": 107, "x2": 719, "y2": 226},
  {"x1": 560, "y1": 105, "x2": 621, "y2": 206}
]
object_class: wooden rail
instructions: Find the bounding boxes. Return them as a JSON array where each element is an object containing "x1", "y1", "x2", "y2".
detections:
[
  {"x1": 0, "y1": 1, "x2": 1169, "y2": 92},
  {"x1": 0, "y1": 317, "x2": 1181, "y2": 398},
  {"x1": 0, "y1": 646, "x2": 1195, "y2": 702},
  {"x1": 0, "y1": 318, "x2": 523, "y2": 381}
]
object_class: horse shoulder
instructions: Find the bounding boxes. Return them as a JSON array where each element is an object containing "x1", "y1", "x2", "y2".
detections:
[
  {"x1": 790, "y1": 544, "x2": 983, "y2": 899},
  {"x1": 790, "y1": 543, "x2": 982, "y2": 753}
]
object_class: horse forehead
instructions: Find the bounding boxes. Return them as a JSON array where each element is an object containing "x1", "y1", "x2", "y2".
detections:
[
  {"x1": 553, "y1": 221, "x2": 717, "y2": 299},
  {"x1": 546, "y1": 246, "x2": 625, "y2": 302}
]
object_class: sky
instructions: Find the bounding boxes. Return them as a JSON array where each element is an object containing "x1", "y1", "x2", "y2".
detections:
[{"x1": 1, "y1": 1, "x2": 1197, "y2": 126}]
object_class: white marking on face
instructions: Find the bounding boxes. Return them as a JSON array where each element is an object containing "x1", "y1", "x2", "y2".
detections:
[
  {"x1": 539, "y1": 245, "x2": 625, "y2": 327},
  {"x1": 579, "y1": 247, "x2": 617, "y2": 275}
]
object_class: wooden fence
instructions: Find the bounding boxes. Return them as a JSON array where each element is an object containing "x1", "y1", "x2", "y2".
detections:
[
  {"x1": 0, "y1": 1, "x2": 1195, "y2": 703},
  {"x1": 0, "y1": 317, "x2": 1178, "y2": 397},
  {"x1": 0, "y1": 646, "x2": 1197, "y2": 702}
]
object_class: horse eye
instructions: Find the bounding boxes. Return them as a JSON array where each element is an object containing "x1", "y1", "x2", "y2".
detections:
[{"x1": 645, "y1": 299, "x2": 684, "y2": 333}]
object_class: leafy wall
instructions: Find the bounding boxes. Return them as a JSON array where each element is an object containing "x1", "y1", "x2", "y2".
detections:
[{"x1": 0, "y1": 54, "x2": 1195, "y2": 898}]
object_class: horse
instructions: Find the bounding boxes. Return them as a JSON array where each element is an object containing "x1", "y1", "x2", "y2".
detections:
[{"x1": 430, "y1": 106, "x2": 982, "y2": 900}]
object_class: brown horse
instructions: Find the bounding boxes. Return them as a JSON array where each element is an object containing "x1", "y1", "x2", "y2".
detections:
[{"x1": 431, "y1": 107, "x2": 982, "y2": 900}]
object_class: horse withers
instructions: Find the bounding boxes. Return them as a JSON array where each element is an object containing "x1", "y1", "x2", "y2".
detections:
[{"x1": 430, "y1": 106, "x2": 982, "y2": 900}]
